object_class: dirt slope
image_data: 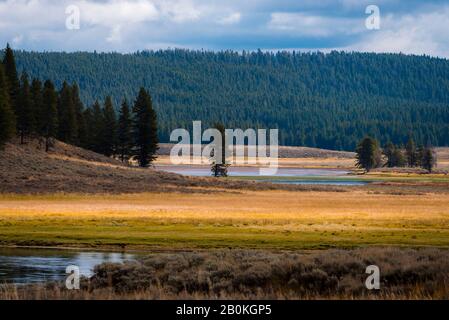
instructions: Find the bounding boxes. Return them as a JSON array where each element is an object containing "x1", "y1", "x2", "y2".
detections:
[{"x1": 0, "y1": 138, "x2": 204, "y2": 194}]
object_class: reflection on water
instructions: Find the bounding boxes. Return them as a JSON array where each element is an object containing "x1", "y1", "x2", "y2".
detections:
[{"x1": 0, "y1": 248, "x2": 135, "y2": 284}]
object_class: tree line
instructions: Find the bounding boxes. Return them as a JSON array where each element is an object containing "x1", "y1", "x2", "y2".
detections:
[
  {"x1": 11, "y1": 49, "x2": 449, "y2": 150},
  {"x1": 0, "y1": 44, "x2": 158, "y2": 167},
  {"x1": 356, "y1": 136, "x2": 437, "y2": 173}
]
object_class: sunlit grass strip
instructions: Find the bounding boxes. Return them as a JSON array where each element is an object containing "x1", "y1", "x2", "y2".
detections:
[{"x1": 0, "y1": 190, "x2": 448, "y2": 249}]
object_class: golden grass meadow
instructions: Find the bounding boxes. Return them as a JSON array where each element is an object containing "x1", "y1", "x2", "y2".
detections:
[{"x1": 1, "y1": 188, "x2": 448, "y2": 249}]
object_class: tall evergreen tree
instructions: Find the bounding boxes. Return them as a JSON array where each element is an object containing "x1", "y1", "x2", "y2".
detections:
[
  {"x1": 71, "y1": 83, "x2": 86, "y2": 147},
  {"x1": 132, "y1": 88, "x2": 158, "y2": 167},
  {"x1": 415, "y1": 145, "x2": 424, "y2": 167},
  {"x1": 355, "y1": 136, "x2": 381, "y2": 172},
  {"x1": 383, "y1": 141, "x2": 405, "y2": 168},
  {"x1": 210, "y1": 122, "x2": 229, "y2": 177},
  {"x1": 57, "y1": 81, "x2": 78, "y2": 144},
  {"x1": 421, "y1": 147, "x2": 436, "y2": 173},
  {"x1": 117, "y1": 99, "x2": 133, "y2": 162},
  {"x1": 406, "y1": 138, "x2": 418, "y2": 167},
  {"x1": 90, "y1": 100, "x2": 105, "y2": 154},
  {"x1": 30, "y1": 78, "x2": 44, "y2": 135},
  {"x1": 383, "y1": 141, "x2": 395, "y2": 168},
  {"x1": 0, "y1": 63, "x2": 16, "y2": 147},
  {"x1": 2, "y1": 44, "x2": 20, "y2": 116},
  {"x1": 41, "y1": 80, "x2": 58, "y2": 152},
  {"x1": 81, "y1": 107, "x2": 94, "y2": 150},
  {"x1": 102, "y1": 96, "x2": 117, "y2": 157},
  {"x1": 17, "y1": 73, "x2": 35, "y2": 144}
]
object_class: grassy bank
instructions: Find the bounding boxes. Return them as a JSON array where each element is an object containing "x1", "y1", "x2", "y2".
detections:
[{"x1": 1, "y1": 190, "x2": 448, "y2": 249}]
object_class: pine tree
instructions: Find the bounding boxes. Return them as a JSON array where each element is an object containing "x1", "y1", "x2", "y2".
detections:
[
  {"x1": 31, "y1": 78, "x2": 44, "y2": 135},
  {"x1": 71, "y1": 83, "x2": 86, "y2": 147},
  {"x1": 117, "y1": 99, "x2": 133, "y2": 162},
  {"x1": 392, "y1": 148, "x2": 406, "y2": 167},
  {"x1": 41, "y1": 80, "x2": 58, "y2": 152},
  {"x1": 17, "y1": 73, "x2": 35, "y2": 144},
  {"x1": 355, "y1": 136, "x2": 381, "y2": 172},
  {"x1": 81, "y1": 107, "x2": 94, "y2": 150},
  {"x1": 132, "y1": 88, "x2": 158, "y2": 167},
  {"x1": 102, "y1": 96, "x2": 117, "y2": 157},
  {"x1": 406, "y1": 138, "x2": 417, "y2": 167},
  {"x1": 383, "y1": 142, "x2": 405, "y2": 168},
  {"x1": 0, "y1": 63, "x2": 16, "y2": 147},
  {"x1": 2, "y1": 44, "x2": 20, "y2": 116},
  {"x1": 90, "y1": 100, "x2": 105, "y2": 154},
  {"x1": 421, "y1": 147, "x2": 436, "y2": 173},
  {"x1": 383, "y1": 141, "x2": 396, "y2": 168},
  {"x1": 57, "y1": 82, "x2": 78, "y2": 144},
  {"x1": 211, "y1": 122, "x2": 229, "y2": 177}
]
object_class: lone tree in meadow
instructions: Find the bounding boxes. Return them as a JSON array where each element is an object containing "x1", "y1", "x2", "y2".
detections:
[
  {"x1": 355, "y1": 136, "x2": 381, "y2": 172},
  {"x1": 132, "y1": 87, "x2": 158, "y2": 167},
  {"x1": 0, "y1": 63, "x2": 16, "y2": 147},
  {"x1": 210, "y1": 122, "x2": 229, "y2": 177},
  {"x1": 117, "y1": 99, "x2": 133, "y2": 163}
]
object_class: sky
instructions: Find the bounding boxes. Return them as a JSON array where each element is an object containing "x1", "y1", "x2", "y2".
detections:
[{"x1": 1, "y1": 0, "x2": 449, "y2": 58}]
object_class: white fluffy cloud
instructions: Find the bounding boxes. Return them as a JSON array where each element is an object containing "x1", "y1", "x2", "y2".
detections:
[
  {"x1": 217, "y1": 12, "x2": 241, "y2": 25},
  {"x1": 345, "y1": 8, "x2": 449, "y2": 57},
  {"x1": 79, "y1": 0, "x2": 159, "y2": 26},
  {"x1": 268, "y1": 12, "x2": 364, "y2": 36}
]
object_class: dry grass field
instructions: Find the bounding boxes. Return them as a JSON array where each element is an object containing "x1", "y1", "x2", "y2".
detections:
[{"x1": 1, "y1": 189, "x2": 448, "y2": 249}]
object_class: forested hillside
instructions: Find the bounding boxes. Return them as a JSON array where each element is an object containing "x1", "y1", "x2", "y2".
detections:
[{"x1": 11, "y1": 50, "x2": 449, "y2": 150}]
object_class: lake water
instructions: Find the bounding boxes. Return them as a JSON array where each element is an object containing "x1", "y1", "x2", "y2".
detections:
[
  {"x1": 155, "y1": 165, "x2": 368, "y2": 186},
  {"x1": 0, "y1": 248, "x2": 136, "y2": 284},
  {"x1": 155, "y1": 165, "x2": 350, "y2": 177}
]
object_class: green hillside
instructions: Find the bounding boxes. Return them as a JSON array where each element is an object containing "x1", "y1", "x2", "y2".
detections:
[{"x1": 12, "y1": 50, "x2": 449, "y2": 150}]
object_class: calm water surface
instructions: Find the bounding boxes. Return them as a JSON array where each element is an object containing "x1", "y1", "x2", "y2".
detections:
[
  {"x1": 155, "y1": 165, "x2": 349, "y2": 177},
  {"x1": 0, "y1": 248, "x2": 136, "y2": 284},
  {"x1": 155, "y1": 165, "x2": 368, "y2": 186}
]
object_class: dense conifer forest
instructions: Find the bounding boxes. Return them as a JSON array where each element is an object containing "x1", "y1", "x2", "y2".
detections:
[
  {"x1": 0, "y1": 45, "x2": 158, "y2": 167},
  {"x1": 9, "y1": 49, "x2": 449, "y2": 150}
]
